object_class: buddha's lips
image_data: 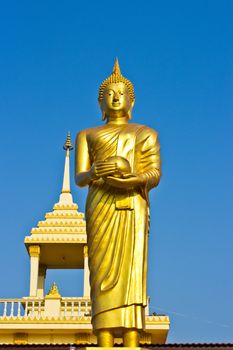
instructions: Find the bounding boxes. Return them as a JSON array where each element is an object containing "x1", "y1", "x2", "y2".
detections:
[{"x1": 112, "y1": 102, "x2": 120, "y2": 107}]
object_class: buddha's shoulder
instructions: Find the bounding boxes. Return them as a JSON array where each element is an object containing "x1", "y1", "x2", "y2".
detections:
[
  {"x1": 77, "y1": 123, "x2": 158, "y2": 138},
  {"x1": 129, "y1": 123, "x2": 159, "y2": 138},
  {"x1": 76, "y1": 125, "x2": 105, "y2": 138}
]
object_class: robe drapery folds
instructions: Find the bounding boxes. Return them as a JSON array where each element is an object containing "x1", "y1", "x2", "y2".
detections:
[{"x1": 75, "y1": 123, "x2": 161, "y2": 332}]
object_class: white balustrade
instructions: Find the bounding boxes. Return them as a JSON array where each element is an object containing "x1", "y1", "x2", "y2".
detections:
[
  {"x1": 31, "y1": 301, "x2": 35, "y2": 318},
  {"x1": 24, "y1": 301, "x2": 28, "y2": 317},
  {"x1": 64, "y1": 301, "x2": 67, "y2": 317},
  {"x1": 10, "y1": 302, "x2": 14, "y2": 317},
  {"x1": 0, "y1": 298, "x2": 91, "y2": 320},
  {"x1": 17, "y1": 302, "x2": 21, "y2": 317},
  {"x1": 3, "y1": 301, "x2": 7, "y2": 317},
  {"x1": 78, "y1": 301, "x2": 81, "y2": 317},
  {"x1": 38, "y1": 301, "x2": 41, "y2": 318},
  {"x1": 60, "y1": 298, "x2": 91, "y2": 318},
  {"x1": 71, "y1": 301, "x2": 74, "y2": 318},
  {"x1": 0, "y1": 299, "x2": 43, "y2": 319}
]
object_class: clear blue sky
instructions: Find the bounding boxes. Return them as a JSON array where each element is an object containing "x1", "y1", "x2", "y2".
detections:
[{"x1": 0, "y1": 0, "x2": 232, "y2": 343}]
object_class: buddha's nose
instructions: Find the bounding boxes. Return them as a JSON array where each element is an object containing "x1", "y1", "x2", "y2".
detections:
[{"x1": 113, "y1": 92, "x2": 119, "y2": 101}]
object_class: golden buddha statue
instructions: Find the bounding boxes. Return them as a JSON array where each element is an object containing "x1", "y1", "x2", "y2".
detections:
[{"x1": 75, "y1": 59, "x2": 161, "y2": 347}]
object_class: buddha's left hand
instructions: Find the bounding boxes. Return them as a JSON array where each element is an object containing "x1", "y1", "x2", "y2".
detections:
[{"x1": 105, "y1": 173, "x2": 143, "y2": 189}]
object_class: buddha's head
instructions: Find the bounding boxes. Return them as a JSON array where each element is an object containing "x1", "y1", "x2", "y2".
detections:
[{"x1": 98, "y1": 58, "x2": 135, "y2": 121}]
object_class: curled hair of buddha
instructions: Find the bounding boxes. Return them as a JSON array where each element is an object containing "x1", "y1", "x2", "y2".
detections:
[{"x1": 98, "y1": 58, "x2": 135, "y2": 102}]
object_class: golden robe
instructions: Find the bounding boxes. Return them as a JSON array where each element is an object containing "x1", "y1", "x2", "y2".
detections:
[{"x1": 75, "y1": 123, "x2": 161, "y2": 334}]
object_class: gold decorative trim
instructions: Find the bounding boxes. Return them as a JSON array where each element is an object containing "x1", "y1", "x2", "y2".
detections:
[
  {"x1": 75, "y1": 333, "x2": 92, "y2": 344},
  {"x1": 25, "y1": 236, "x2": 87, "y2": 243},
  {"x1": 38, "y1": 221, "x2": 86, "y2": 227},
  {"x1": 145, "y1": 315, "x2": 170, "y2": 324},
  {"x1": 28, "y1": 245, "x2": 40, "y2": 257},
  {"x1": 0, "y1": 316, "x2": 92, "y2": 323},
  {"x1": 140, "y1": 332, "x2": 152, "y2": 344},
  {"x1": 83, "y1": 245, "x2": 88, "y2": 257},
  {"x1": 31, "y1": 227, "x2": 86, "y2": 234},
  {"x1": 14, "y1": 332, "x2": 28, "y2": 345},
  {"x1": 0, "y1": 314, "x2": 169, "y2": 325},
  {"x1": 46, "y1": 212, "x2": 85, "y2": 218},
  {"x1": 53, "y1": 204, "x2": 78, "y2": 210}
]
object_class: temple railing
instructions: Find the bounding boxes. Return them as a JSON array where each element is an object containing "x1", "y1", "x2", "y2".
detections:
[
  {"x1": 0, "y1": 298, "x2": 160, "y2": 321},
  {"x1": 0, "y1": 298, "x2": 44, "y2": 318},
  {"x1": 61, "y1": 297, "x2": 91, "y2": 317},
  {"x1": 0, "y1": 297, "x2": 91, "y2": 319}
]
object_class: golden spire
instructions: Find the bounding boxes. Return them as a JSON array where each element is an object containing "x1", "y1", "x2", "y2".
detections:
[
  {"x1": 63, "y1": 131, "x2": 73, "y2": 151},
  {"x1": 57, "y1": 132, "x2": 74, "y2": 204},
  {"x1": 98, "y1": 58, "x2": 135, "y2": 102}
]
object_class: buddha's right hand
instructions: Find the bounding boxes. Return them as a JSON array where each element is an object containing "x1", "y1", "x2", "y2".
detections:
[{"x1": 90, "y1": 161, "x2": 118, "y2": 179}]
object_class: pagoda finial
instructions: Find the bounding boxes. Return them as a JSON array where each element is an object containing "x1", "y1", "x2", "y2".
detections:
[
  {"x1": 63, "y1": 132, "x2": 73, "y2": 150},
  {"x1": 46, "y1": 281, "x2": 61, "y2": 298},
  {"x1": 57, "y1": 133, "x2": 74, "y2": 204}
]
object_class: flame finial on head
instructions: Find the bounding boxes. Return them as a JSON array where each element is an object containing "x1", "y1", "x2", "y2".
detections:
[
  {"x1": 98, "y1": 58, "x2": 135, "y2": 102},
  {"x1": 112, "y1": 57, "x2": 121, "y2": 75}
]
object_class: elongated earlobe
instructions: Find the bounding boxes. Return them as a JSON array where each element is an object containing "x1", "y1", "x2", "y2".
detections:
[
  {"x1": 128, "y1": 101, "x2": 135, "y2": 120},
  {"x1": 128, "y1": 109, "x2": 132, "y2": 120},
  {"x1": 102, "y1": 111, "x2": 106, "y2": 121}
]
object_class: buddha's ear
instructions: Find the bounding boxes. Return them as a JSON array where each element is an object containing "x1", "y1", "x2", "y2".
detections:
[
  {"x1": 102, "y1": 111, "x2": 107, "y2": 121},
  {"x1": 128, "y1": 100, "x2": 135, "y2": 120},
  {"x1": 99, "y1": 100, "x2": 107, "y2": 121}
]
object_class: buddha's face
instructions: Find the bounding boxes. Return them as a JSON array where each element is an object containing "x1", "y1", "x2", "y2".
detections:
[{"x1": 100, "y1": 82, "x2": 134, "y2": 119}]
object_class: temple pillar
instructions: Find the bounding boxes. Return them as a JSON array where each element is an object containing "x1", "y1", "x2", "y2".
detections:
[
  {"x1": 83, "y1": 245, "x2": 90, "y2": 297},
  {"x1": 145, "y1": 296, "x2": 150, "y2": 316},
  {"x1": 28, "y1": 245, "x2": 40, "y2": 297},
  {"x1": 37, "y1": 265, "x2": 47, "y2": 298}
]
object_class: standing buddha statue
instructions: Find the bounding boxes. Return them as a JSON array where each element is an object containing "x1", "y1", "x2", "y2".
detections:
[{"x1": 75, "y1": 59, "x2": 161, "y2": 347}]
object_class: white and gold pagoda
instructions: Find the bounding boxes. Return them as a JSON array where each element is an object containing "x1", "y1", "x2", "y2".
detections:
[{"x1": 0, "y1": 134, "x2": 170, "y2": 345}]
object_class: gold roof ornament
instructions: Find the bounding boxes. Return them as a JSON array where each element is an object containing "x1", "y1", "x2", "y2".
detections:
[
  {"x1": 63, "y1": 132, "x2": 73, "y2": 150},
  {"x1": 61, "y1": 132, "x2": 73, "y2": 196},
  {"x1": 98, "y1": 57, "x2": 135, "y2": 102},
  {"x1": 46, "y1": 282, "x2": 61, "y2": 298}
]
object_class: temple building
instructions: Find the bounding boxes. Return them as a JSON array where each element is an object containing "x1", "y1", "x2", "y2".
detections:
[{"x1": 0, "y1": 134, "x2": 170, "y2": 346}]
